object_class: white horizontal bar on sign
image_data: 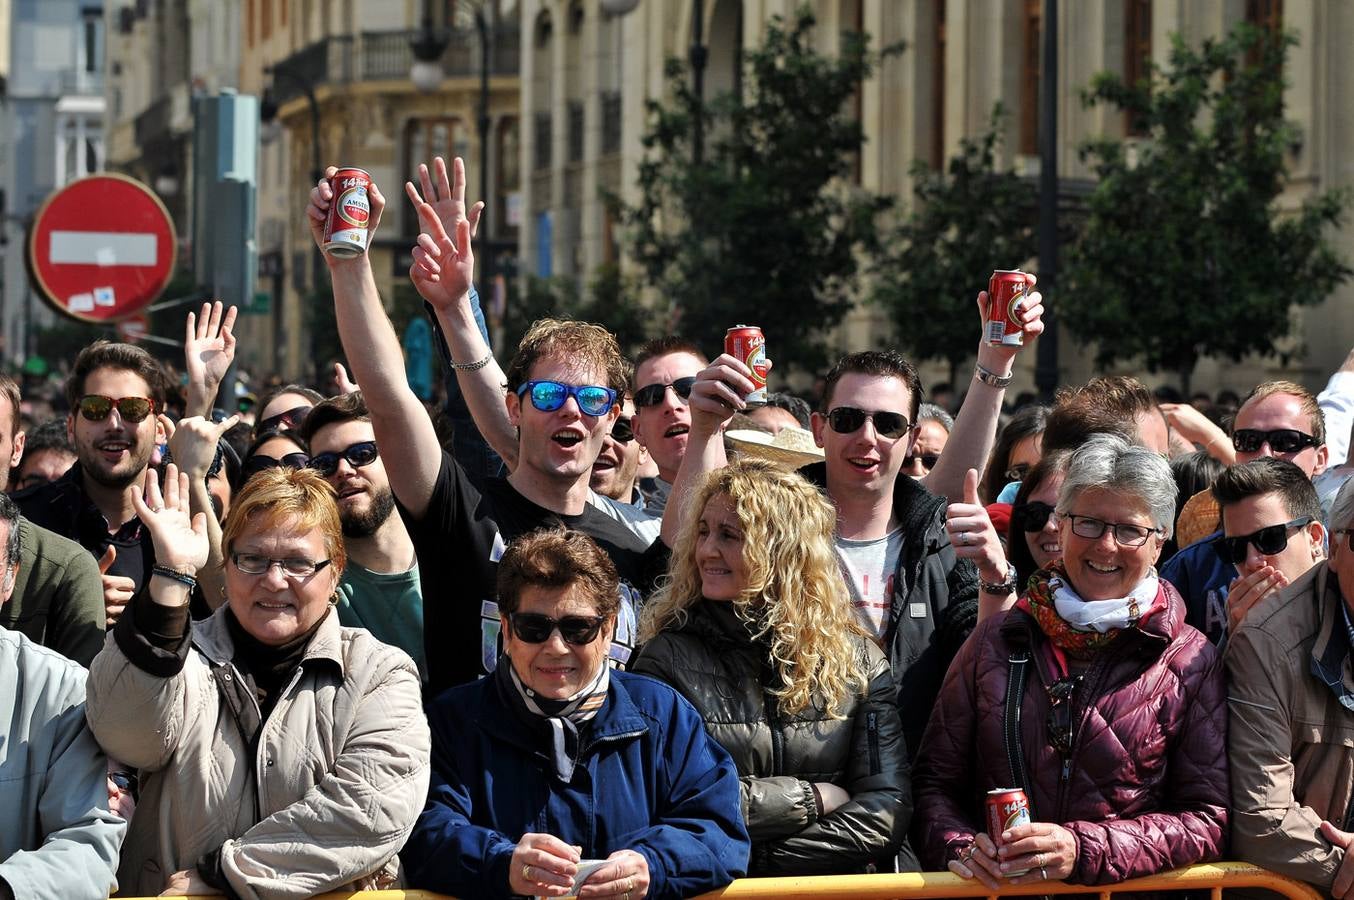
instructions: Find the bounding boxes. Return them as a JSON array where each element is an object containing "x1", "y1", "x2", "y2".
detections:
[{"x1": 49, "y1": 231, "x2": 158, "y2": 267}]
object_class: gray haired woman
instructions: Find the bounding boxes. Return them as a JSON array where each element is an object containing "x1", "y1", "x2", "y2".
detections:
[{"x1": 915, "y1": 434, "x2": 1227, "y2": 888}]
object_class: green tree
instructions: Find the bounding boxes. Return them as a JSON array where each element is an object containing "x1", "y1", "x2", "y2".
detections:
[
  {"x1": 499, "y1": 264, "x2": 654, "y2": 361},
  {"x1": 1064, "y1": 23, "x2": 1351, "y2": 393},
  {"x1": 870, "y1": 109, "x2": 1037, "y2": 387},
  {"x1": 620, "y1": 8, "x2": 897, "y2": 373}
]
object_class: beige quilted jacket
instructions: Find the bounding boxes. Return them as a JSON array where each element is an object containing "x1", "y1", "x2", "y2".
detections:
[{"x1": 86, "y1": 605, "x2": 430, "y2": 899}]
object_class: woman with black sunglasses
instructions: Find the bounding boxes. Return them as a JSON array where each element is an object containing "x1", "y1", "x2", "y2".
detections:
[
  {"x1": 238, "y1": 428, "x2": 310, "y2": 490},
  {"x1": 405, "y1": 528, "x2": 749, "y2": 900},
  {"x1": 631, "y1": 459, "x2": 910, "y2": 875},
  {"x1": 1006, "y1": 450, "x2": 1071, "y2": 591},
  {"x1": 914, "y1": 434, "x2": 1227, "y2": 890}
]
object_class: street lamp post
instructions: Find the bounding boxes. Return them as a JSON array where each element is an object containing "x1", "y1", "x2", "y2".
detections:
[{"x1": 1035, "y1": 0, "x2": 1060, "y2": 398}]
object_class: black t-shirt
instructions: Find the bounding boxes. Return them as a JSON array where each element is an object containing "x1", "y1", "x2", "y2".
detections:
[{"x1": 399, "y1": 450, "x2": 669, "y2": 697}]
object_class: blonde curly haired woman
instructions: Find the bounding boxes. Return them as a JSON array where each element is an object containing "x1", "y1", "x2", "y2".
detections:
[{"x1": 632, "y1": 458, "x2": 911, "y2": 875}]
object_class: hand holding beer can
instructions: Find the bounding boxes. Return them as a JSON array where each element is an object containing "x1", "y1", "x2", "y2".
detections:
[
  {"x1": 724, "y1": 325, "x2": 768, "y2": 409},
  {"x1": 986, "y1": 270, "x2": 1028, "y2": 347},
  {"x1": 985, "y1": 788, "x2": 1032, "y2": 876},
  {"x1": 323, "y1": 167, "x2": 373, "y2": 258}
]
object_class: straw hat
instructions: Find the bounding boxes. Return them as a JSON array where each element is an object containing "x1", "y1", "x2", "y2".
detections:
[{"x1": 725, "y1": 426, "x2": 824, "y2": 469}]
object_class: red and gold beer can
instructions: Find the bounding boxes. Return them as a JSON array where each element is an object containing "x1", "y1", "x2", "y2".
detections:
[
  {"x1": 986, "y1": 270, "x2": 1028, "y2": 347},
  {"x1": 725, "y1": 325, "x2": 768, "y2": 408},
  {"x1": 986, "y1": 788, "x2": 1032, "y2": 875},
  {"x1": 323, "y1": 167, "x2": 373, "y2": 258}
]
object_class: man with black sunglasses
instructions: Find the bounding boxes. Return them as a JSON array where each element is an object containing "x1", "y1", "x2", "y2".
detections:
[
  {"x1": 298, "y1": 393, "x2": 426, "y2": 679},
  {"x1": 310, "y1": 159, "x2": 668, "y2": 696},
  {"x1": 15, "y1": 341, "x2": 172, "y2": 628},
  {"x1": 1164, "y1": 381, "x2": 1330, "y2": 645}
]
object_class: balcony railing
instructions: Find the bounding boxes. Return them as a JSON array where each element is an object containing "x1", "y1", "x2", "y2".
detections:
[{"x1": 269, "y1": 26, "x2": 520, "y2": 106}]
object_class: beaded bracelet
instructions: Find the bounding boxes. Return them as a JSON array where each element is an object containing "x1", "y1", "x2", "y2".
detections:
[{"x1": 151, "y1": 565, "x2": 198, "y2": 590}]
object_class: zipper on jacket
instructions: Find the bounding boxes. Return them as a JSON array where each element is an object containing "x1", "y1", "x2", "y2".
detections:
[
  {"x1": 867, "y1": 712, "x2": 881, "y2": 773},
  {"x1": 764, "y1": 692, "x2": 784, "y2": 776}
]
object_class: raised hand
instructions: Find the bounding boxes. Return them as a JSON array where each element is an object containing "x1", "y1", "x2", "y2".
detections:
[
  {"x1": 946, "y1": 468, "x2": 1010, "y2": 585},
  {"x1": 184, "y1": 300, "x2": 238, "y2": 415},
  {"x1": 407, "y1": 202, "x2": 475, "y2": 313},
  {"x1": 305, "y1": 166, "x2": 387, "y2": 256},
  {"x1": 406, "y1": 156, "x2": 484, "y2": 245},
  {"x1": 975, "y1": 272, "x2": 1046, "y2": 374},
  {"x1": 168, "y1": 414, "x2": 241, "y2": 479},
  {"x1": 131, "y1": 465, "x2": 209, "y2": 576},
  {"x1": 333, "y1": 362, "x2": 360, "y2": 395}
]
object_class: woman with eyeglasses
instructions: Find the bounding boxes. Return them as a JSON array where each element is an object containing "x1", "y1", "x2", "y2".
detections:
[
  {"x1": 87, "y1": 464, "x2": 430, "y2": 897},
  {"x1": 404, "y1": 527, "x2": 749, "y2": 900},
  {"x1": 632, "y1": 459, "x2": 910, "y2": 875},
  {"x1": 914, "y1": 434, "x2": 1227, "y2": 889}
]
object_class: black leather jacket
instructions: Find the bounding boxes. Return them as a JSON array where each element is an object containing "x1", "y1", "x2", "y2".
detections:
[{"x1": 632, "y1": 601, "x2": 910, "y2": 875}]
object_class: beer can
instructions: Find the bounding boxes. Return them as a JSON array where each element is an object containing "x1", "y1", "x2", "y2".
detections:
[
  {"x1": 986, "y1": 270, "x2": 1028, "y2": 347},
  {"x1": 725, "y1": 325, "x2": 768, "y2": 408},
  {"x1": 986, "y1": 788, "x2": 1032, "y2": 875},
  {"x1": 323, "y1": 167, "x2": 373, "y2": 258}
]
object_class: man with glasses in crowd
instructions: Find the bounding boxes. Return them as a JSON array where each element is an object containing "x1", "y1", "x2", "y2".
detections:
[
  {"x1": 1228, "y1": 475, "x2": 1354, "y2": 898},
  {"x1": 629, "y1": 337, "x2": 708, "y2": 514},
  {"x1": 15, "y1": 342, "x2": 171, "y2": 627},
  {"x1": 309, "y1": 158, "x2": 667, "y2": 696},
  {"x1": 1164, "y1": 380, "x2": 1330, "y2": 644},
  {"x1": 298, "y1": 392, "x2": 425, "y2": 680}
]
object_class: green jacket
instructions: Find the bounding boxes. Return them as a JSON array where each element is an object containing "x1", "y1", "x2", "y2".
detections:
[{"x1": 0, "y1": 518, "x2": 105, "y2": 666}]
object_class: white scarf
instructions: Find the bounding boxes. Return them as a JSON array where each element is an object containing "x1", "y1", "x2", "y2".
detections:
[{"x1": 1049, "y1": 568, "x2": 1160, "y2": 634}]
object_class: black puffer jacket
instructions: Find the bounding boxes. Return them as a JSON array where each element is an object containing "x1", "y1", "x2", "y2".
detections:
[{"x1": 631, "y1": 601, "x2": 910, "y2": 875}]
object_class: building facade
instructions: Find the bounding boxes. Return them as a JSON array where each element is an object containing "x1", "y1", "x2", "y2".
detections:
[{"x1": 524, "y1": 0, "x2": 1354, "y2": 397}]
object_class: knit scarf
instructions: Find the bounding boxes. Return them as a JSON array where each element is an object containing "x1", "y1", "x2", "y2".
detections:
[
  {"x1": 496, "y1": 655, "x2": 610, "y2": 783},
  {"x1": 1018, "y1": 562, "x2": 1163, "y2": 661}
]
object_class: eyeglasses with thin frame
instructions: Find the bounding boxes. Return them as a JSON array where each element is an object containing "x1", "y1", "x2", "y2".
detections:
[
  {"x1": 1214, "y1": 516, "x2": 1316, "y2": 565},
  {"x1": 1047, "y1": 675, "x2": 1082, "y2": 756},
  {"x1": 308, "y1": 441, "x2": 379, "y2": 478},
  {"x1": 904, "y1": 453, "x2": 940, "y2": 471},
  {"x1": 242, "y1": 452, "x2": 310, "y2": 480},
  {"x1": 825, "y1": 407, "x2": 912, "y2": 440},
  {"x1": 633, "y1": 377, "x2": 696, "y2": 409},
  {"x1": 508, "y1": 611, "x2": 608, "y2": 645},
  {"x1": 1020, "y1": 501, "x2": 1056, "y2": 532},
  {"x1": 78, "y1": 395, "x2": 157, "y2": 423},
  {"x1": 1064, "y1": 513, "x2": 1162, "y2": 547},
  {"x1": 515, "y1": 381, "x2": 618, "y2": 417},
  {"x1": 1232, "y1": 428, "x2": 1320, "y2": 455},
  {"x1": 609, "y1": 416, "x2": 634, "y2": 444},
  {"x1": 230, "y1": 552, "x2": 332, "y2": 578}
]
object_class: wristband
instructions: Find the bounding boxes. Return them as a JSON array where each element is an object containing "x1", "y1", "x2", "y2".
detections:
[
  {"x1": 151, "y1": 566, "x2": 198, "y2": 590},
  {"x1": 974, "y1": 362, "x2": 1014, "y2": 388},
  {"x1": 980, "y1": 562, "x2": 1018, "y2": 595},
  {"x1": 451, "y1": 351, "x2": 494, "y2": 372}
]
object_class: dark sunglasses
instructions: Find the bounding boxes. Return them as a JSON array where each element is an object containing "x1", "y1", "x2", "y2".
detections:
[
  {"x1": 904, "y1": 453, "x2": 940, "y2": 470},
  {"x1": 633, "y1": 377, "x2": 697, "y2": 409},
  {"x1": 609, "y1": 416, "x2": 634, "y2": 443},
  {"x1": 516, "y1": 381, "x2": 618, "y2": 417},
  {"x1": 242, "y1": 452, "x2": 310, "y2": 479},
  {"x1": 1020, "y1": 501, "x2": 1056, "y2": 532},
  {"x1": 826, "y1": 406, "x2": 912, "y2": 439},
  {"x1": 257, "y1": 404, "x2": 311, "y2": 433},
  {"x1": 109, "y1": 770, "x2": 139, "y2": 798},
  {"x1": 1232, "y1": 428, "x2": 1319, "y2": 454},
  {"x1": 78, "y1": 395, "x2": 157, "y2": 423},
  {"x1": 308, "y1": 441, "x2": 379, "y2": 477},
  {"x1": 1214, "y1": 516, "x2": 1315, "y2": 565},
  {"x1": 1046, "y1": 675, "x2": 1082, "y2": 756},
  {"x1": 509, "y1": 612, "x2": 607, "y2": 645}
]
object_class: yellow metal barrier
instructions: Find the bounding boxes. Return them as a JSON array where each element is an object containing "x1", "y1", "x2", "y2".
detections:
[{"x1": 139, "y1": 862, "x2": 1322, "y2": 900}]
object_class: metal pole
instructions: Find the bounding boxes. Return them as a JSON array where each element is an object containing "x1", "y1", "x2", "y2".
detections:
[
  {"x1": 1035, "y1": 0, "x2": 1059, "y2": 399},
  {"x1": 689, "y1": 0, "x2": 707, "y2": 166},
  {"x1": 476, "y1": 6, "x2": 494, "y2": 322}
]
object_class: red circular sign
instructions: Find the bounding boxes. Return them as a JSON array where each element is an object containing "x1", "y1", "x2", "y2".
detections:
[{"x1": 27, "y1": 173, "x2": 176, "y2": 323}]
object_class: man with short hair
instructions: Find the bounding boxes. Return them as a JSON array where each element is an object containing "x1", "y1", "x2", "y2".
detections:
[
  {"x1": 1041, "y1": 375, "x2": 1171, "y2": 457},
  {"x1": 0, "y1": 492, "x2": 126, "y2": 900},
  {"x1": 0, "y1": 376, "x2": 104, "y2": 665},
  {"x1": 15, "y1": 341, "x2": 171, "y2": 626},
  {"x1": 299, "y1": 392, "x2": 425, "y2": 678},
  {"x1": 9, "y1": 419, "x2": 75, "y2": 493},
  {"x1": 630, "y1": 337, "x2": 708, "y2": 513},
  {"x1": 1164, "y1": 380, "x2": 1330, "y2": 644},
  {"x1": 747, "y1": 391, "x2": 811, "y2": 434},
  {"x1": 1227, "y1": 476, "x2": 1354, "y2": 896},
  {"x1": 311, "y1": 159, "x2": 666, "y2": 696}
]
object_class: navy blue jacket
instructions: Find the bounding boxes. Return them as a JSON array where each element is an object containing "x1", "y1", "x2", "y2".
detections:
[
  {"x1": 404, "y1": 669, "x2": 751, "y2": 899},
  {"x1": 1160, "y1": 531, "x2": 1232, "y2": 647}
]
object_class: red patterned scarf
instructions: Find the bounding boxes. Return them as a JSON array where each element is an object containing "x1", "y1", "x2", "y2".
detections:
[{"x1": 1016, "y1": 562, "x2": 1163, "y2": 661}]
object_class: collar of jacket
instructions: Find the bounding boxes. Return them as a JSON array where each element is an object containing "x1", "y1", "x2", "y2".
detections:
[
  {"x1": 479, "y1": 668, "x2": 649, "y2": 754},
  {"x1": 798, "y1": 460, "x2": 948, "y2": 540},
  {"x1": 192, "y1": 602, "x2": 345, "y2": 676},
  {"x1": 1308, "y1": 564, "x2": 1354, "y2": 709},
  {"x1": 21, "y1": 462, "x2": 112, "y2": 542},
  {"x1": 1000, "y1": 574, "x2": 1184, "y2": 655}
]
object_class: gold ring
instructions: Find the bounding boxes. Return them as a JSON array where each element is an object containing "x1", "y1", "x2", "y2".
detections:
[
  {"x1": 522, "y1": 864, "x2": 532, "y2": 882},
  {"x1": 627, "y1": 876, "x2": 635, "y2": 892}
]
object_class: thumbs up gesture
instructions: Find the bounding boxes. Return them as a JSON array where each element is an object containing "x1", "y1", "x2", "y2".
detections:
[{"x1": 945, "y1": 468, "x2": 1010, "y2": 588}]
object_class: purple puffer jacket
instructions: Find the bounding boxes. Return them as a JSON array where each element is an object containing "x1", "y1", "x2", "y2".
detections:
[{"x1": 912, "y1": 579, "x2": 1227, "y2": 884}]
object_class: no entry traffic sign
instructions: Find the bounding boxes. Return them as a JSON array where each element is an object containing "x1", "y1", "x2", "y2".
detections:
[{"x1": 27, "y1": 173, "x2": 176, "y2": 323}]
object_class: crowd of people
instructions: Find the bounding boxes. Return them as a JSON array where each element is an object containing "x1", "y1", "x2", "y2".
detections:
[{"x1": 2, "y1": 155, "x2": 1354, "y2": 899}]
